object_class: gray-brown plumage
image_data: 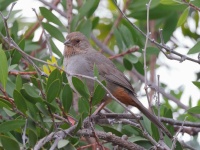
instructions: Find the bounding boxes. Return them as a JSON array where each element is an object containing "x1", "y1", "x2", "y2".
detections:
[{"x1": 63, "y1": 32, "x2": 172, "y2": 138}]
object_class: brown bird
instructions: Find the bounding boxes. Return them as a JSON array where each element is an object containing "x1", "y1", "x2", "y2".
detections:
[{"x1": 63, "y1": 32, "x2": 172, "y2": 138}]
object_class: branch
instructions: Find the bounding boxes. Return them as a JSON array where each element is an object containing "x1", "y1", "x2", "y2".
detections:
[
  {"x1": 113, "y1": 0, "x2": 200, "y2": 65},
  {"x1": 24, "y1": 0, "x2": 61, "y2": 39},
  {"x1": 103, "y1": 0, "x2": 131, "y2": 45},
  {"x1": 91, "y1": 33, "x2": 190, "y2": 111},
  {"x1": 143, "y1": 0, "x2": 152, "y2": 89},
  {"x1": 68, "y1": 73, "x2": 169, "y2": 148},
  {"x1": 67, "y1": 0, "x2": 73, "y2": 32},
  {"x1": 182, "y1": 0, "x2": 200, "y2": 12},
  {"x1": 32, "y1": 8, "x2": 53, "y2": 56},
  {"x1": 0, "y1": 2, "x2": 16, "y2": 42},
  {"x1": 77, "y1": 129, "x2": 145, "y2": 150},
  {"x1": 171, "y1": 117, "x2": 187, "y2": 150},
  {"x1": 109, "y1": 46, "x2": 139, "y2": 60}
]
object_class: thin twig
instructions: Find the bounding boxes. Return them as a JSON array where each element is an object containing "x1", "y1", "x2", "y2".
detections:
[
  {"x1": 113, "y1": 0, "x2": 200, "y2": 65},
  {"x1": 24, "y1": 0, "x2": 61, "y2": 39},
  {"x1": 0, "y1": 2, "x2": 16, "y2": 42},
  {"x1": 157, "y1": 75, "x2": 164, "y2": 140},
  {"x1": 77, "y1": 129, "x2": 145, "y2": 150},
  {"x1": 143, "y1": 0, "x2": 152, "y2": 89},
  {"x1": 109, "y1": 46, "x2": 139, "y2": 60},
  {"x1": 91, "y1": 33, "x2": 192, "y2": 111},
  {"x1": 182, "y1": 0, "x2": 200, "y2": 12},
  {"x1": 67, "y1": 0, "x2": 73, "y2": 32},
  {"x1": 103, "y1": 0, "x2": 131, "y2": 45},
  {"x1": 9, "y1": 71, "x2": 37, "y2": 75},
  {"x1": 32, "y1": 8, "x2": 53, "y2": 56},
  {"x1": 171, "y1": 117, "x2": 187, "y2": 150},
  {"x1": 68, "y1": 73, "x2": 163, "y2": 147}
]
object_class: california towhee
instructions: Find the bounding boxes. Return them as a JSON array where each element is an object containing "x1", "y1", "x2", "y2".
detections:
[{"x1": 63, "y1": 32, "x2": 172, "y2": 138}]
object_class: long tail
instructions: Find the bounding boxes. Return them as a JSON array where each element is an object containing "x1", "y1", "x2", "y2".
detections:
[{"x1": 132, "y1": 97, "x2": 172, "y2": 138}]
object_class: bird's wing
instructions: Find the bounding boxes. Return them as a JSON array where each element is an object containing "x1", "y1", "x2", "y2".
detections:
[{"x1": 86, "y1": 51, "x2": 136, "y2": 95}]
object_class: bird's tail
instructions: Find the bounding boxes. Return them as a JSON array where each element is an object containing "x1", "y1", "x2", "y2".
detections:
[{"x1": 132, "y1": 97, "x2": 172, "y2": 138}]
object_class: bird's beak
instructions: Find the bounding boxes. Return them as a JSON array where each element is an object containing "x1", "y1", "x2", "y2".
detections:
[{"x1": 64, "y1": 39, "x2": 71, "y2": 46}]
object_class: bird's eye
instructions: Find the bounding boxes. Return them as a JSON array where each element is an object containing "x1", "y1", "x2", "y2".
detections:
[{"x1": 76, "y1": 39, "x2": 80, "y2": 43}]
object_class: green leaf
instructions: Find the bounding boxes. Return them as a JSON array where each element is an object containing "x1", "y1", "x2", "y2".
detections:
[
  {"x1": 141, "y1": 115, "x2": 152, "y2": 135},
  {"x1": 79, "y1": 0, "x2": 100, "y2": 19},
  {"x1": 146, "y1": 47, "x2": 160, "y2": 55},
  {"x1": 92, "y1": 17, "x2": 99, "y2": 29},
  {"x1": 134, "y1": 61, "x2": 144, "y2": 75},
  {"x1": 114, "y1": 28, "x2": 124, "y2": 50},
  {"x1": 86, "y1": 0, "x2": 100, "y2": 18},
  {"x1": 57, "y1": 139, "x2": 69, "y2": 149},
  {"x1": 20, "y1": 89, "x2": 43, "y2": 104},
  {"x1": 40, "y1": 7, "x2": 64, "y2": 27},
  {"x1": 3, "y1": 108, "x2": 16, "y2": 116},
  {"x1": 192, "y1": 81, "x2": 200, "y2": 89},
  {"x1": 93, "y1": 63, "x2": 99, "y2": 89},
  {"x1": 0, "y1": 99, "x2": 11, "y2": 109},
  {"x1": 177, "y1": 7, "x2": 189, "y2": 27},
  {"x1": 72, "y1": 77, "x2": 90, "y2": 99},
  {"x1": 188, "y1": 41, "x2": 200, "y2": 54},
  {"x1": 93, "y1": 63, "x2": 99, "y2": 79},
  {"x1": 119, "y1": 25, "x2": 133, "y2": 48},
  {"x1": 65, "y1": 143, "x2": 76, "y2": 150},
  {"x1": 23, "y1": 83, "x2": 40, "y2": 97},
  {"x1": 92, "y1": 84, "x2": 106, "y2": 106},
  {"x1": 78, "y1": 97, "x2": 89, "y2": 114},
  {"x1": 28, "y1": 129, "x2": 38, "y2": 147},
  {"x1": 47, "y1": 69, "x2": 62, "y2": 91},
  {"x1": 70, "y1": 15, "x2": 79, "y2": 32},
  {"x1": 0, "y1": 0, "x2": 16, "y2": 11},
  {"x1": 42, "y1": 22, "x2": 65, "y2": 42},
  {"x1": 47, "y1": 79, "x2": 60, "y2": 103},
  {"x1": 151, "y1": 123, "x2": 159, "y2": 141},
  {"x1": 13, "y1": 90, "x2": 27, "y2": 114},
  {"x1": 61, "y1": 72, "x2": 68, "y2": 84},
  {"x1": 163, "y1": 12, "x2": 178, "y2": 42},
  {"x1": 187, "y1": 106, "x2": 200, "y2": 114},
  {"x1": 77, "y1": 20, "x2": 92, "y2": 38},
  {"x1": 160, "y1": 0, "x2": 181, "y2": 5},
  {"x1": 35, "y1": 102, "x2": 49, "y2": 115},
  {"x1": 15, "y1": 75, "x2": 22, "y2": 91},
  {"x1": 6, "y1": 79, "x2": 15, "y2": 97},
  {"x1": 0, "y1": 47, "x2": 8, "y2": 89},
  {"x1": 0, "y1": 120, "x2": 25, "y2": 133},
  {"x1": 102, "y1": 125, "x2": 123, "y2": 137},
  {"x1": 123, "y1": 57, "x2": 132, "y2": 70},
  {"x1": 74, "y1": 114, "x2": 83, "y2": 134},
  {"x1": 62, "y1": 84, "x2": 73, "y2": 112},
  {"x1": 11, "y1": 39, "x2": 25, "y2": 65},
  {"x1": 0, "y1": 135, "x2": 20, "y2": 150},
  {"x1": 50, "y1": 38, "x2": 62, "y2": 57}
]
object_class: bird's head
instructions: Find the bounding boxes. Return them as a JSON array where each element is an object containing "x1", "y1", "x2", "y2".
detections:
[{"x1": 64, "y1": 32, "x2": 91, "y2": 52}]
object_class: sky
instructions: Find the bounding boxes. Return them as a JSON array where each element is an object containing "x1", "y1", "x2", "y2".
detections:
[{"x1": 12, "y1": 0, "x2": 200, "y2": 144}]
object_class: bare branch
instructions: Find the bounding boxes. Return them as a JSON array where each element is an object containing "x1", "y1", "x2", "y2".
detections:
[
  {"x1": 38, "y1": 0, "x2": 67, "y2": 18},
  {"x1": 109, "y1": 46, "x2": 139, "y2": 60},
  {"x1": 32, "y1": 8, "x2": 53, "y2": 56},
  {"x1": 0, "y1": 2, "x2": 16, "y2": 42},
  {"x1": 182, "y1": 0, "x2": 200, "y2": 12},
  {"x1": 91, "y1": 33, "x2": 190, "y2": 112},
  {"x1": 113, "y1": 0, "x2": 200, "y2": 65},
  {"x1": 67, "y1": 0, "x2": 73, "y2": 32},
  {"x1": 103, "y1": 0, "x2": 131, "y2": 45},
  {"x1": 77, "y1": 129, "x2": 145, "y2": 150}
]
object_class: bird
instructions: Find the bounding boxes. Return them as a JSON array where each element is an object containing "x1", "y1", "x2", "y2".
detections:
[{"x1": 63, "y1": 31, "x2": 172, "y2": 138}]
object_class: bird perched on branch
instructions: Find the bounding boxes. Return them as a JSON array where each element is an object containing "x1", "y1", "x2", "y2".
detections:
[{"x1": 63, "y1": 31, "x2": 172, "y2": 138}]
